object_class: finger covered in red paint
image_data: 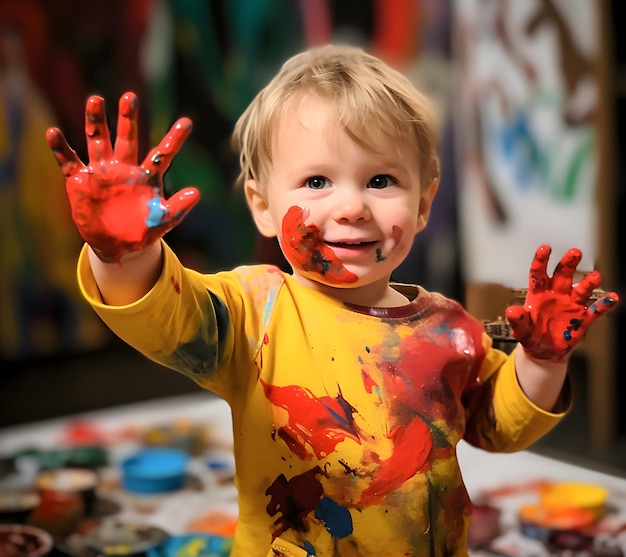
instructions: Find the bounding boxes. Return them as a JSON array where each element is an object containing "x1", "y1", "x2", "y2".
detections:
[
  {"x1": 114, "y1": 92, "x2": 139, "y2": 164},
  {"x1": 527, "y1": 244, "x2": 552, "y2": 293},
  {"x1": 46, "y1": 127, "x2": 84, "y2": 177},
  {"x1": 140, "y1": 117, "x2": 193, "y2": 177},
  {"x1": 85, "y1": 95, "x2": 113, "y2": 162},
  {"x1": 550, "y1": 248, "x2": 582, "y2": 294}
]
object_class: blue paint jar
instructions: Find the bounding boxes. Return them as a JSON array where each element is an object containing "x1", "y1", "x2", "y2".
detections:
[{"x1": 121, "y1": 448, "x2": 189, "y2": 494}]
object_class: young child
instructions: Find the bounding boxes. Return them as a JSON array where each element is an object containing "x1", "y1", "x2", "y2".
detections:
[{"x1": 46, "y1": 45, "x2": 618, "y2": 556}]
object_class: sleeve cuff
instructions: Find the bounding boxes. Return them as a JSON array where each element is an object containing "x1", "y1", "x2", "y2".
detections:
[
  {"x1": 492, "y1": 348, "x2": 572, "y2": 451},
  {"x1": 77, "y1": 240, "x2": 177, "y2": 315}
]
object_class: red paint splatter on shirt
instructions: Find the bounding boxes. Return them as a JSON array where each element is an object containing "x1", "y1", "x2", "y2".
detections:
[
  {"x1": 265, "y1": 466, "x2": 324, "y2": 539},
  {"x1": 358, "y1": 418, "x2": 432, "y2": 506},
  {"x1": 262, "y1": 380, "x2": 359, "y2": 460},
  {"x1": 360, "y1": 367, "x2": 378, "y2": 394},
  {"x1": 262, "y1": 294, "x2": 489, "y2": 529}
]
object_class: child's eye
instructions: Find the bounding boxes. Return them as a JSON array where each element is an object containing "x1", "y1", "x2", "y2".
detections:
[
  {"x1": 368, "y1": 175, "x2": 396, "y2": 189},
  {"x1": 306, "y1": 176, "x2": 330, "y2": 190}
]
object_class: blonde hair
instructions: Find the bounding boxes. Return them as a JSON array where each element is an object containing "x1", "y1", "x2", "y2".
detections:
[{"x1": 232, "y1": 44, "x2": 440, "y2": 191}]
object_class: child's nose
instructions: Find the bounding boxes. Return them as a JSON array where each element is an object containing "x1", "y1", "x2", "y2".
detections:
[{"x1": 332, "y1": 190, "x2": 372, "y2": 222}]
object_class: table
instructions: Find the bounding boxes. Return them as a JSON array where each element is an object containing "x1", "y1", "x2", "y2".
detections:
[
  {"x1": 3, "y1": 393, "x2": 626, "y2": 555},
  {"x1": 0, "y1": 394, "x2": 238, "y2": 543},
  {"x1": 458, "y1": 442, "x2": 626, "y2": 554}
]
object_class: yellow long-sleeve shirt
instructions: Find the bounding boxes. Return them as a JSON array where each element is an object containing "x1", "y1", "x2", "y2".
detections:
[{"x1": 78, "y1": 242, "x2": 568, "y2": 557}]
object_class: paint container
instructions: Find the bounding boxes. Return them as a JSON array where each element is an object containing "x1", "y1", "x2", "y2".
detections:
[
  {"x1": 0, "y1": 524, "x2": 53, "y2": 557},
  {"x1": 147, "y1": 533, "x2": 232, "y2": 557},
  {"x1": 26, "y1": 488, "x2": 85, "y2": 540},
  {"x1": 467, "y1": 504, "x2": 501, "y2": 549},
  {"x1": 0, "y1": 492, "x2": 40, "y2": 524},
  {"x1": 143, "y1": 421, "x2": 207, "y2": 456},
  {"x1": 518, "y1": 481, "x2": 607, "y2": 543},
  {"x1": 79, "y1": 520, "x2": 169, "y2": 556},
  {"x1": 187, "y1": 511, "x2": 238, "y2": 538},
  {"x1": 204, "y1": 455, "x2": 235, "y2": 484},
  {"x1": 35, "y1": 468, "x2": 98, "y2": 516},
  {"x1": 33, "y1": 447, "x2": 108, "y2": 471},
  {"x1": 540, "y1": 481, "x2": 608, "y2": 520},
  {"x1": 518, "y1": 503, "x2": 597, "y2": 542},
  {"x1": 121, "y1": 448, "x2": 189, "y2": 494},
  {"x1": 545, "y1": 529, "x2": 594, "y2": 552},
  {"x1": 29, "y1": 468, "x2": 97, "y2": 540}
]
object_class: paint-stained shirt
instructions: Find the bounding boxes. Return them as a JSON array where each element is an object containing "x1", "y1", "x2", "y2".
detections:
[{"x1": 78, "y1": 242, "x2": 569, "y2": 557}]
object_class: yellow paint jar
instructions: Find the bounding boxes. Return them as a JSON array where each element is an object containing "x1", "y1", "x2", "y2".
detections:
[{"x1": 539, "y1": 482, "x2": 608, "y2": 520}]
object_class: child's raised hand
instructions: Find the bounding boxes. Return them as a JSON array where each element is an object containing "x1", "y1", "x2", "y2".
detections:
[
  {"x1": 46, "y1": 92, "x2": 200, "y2": 263},
  {"x1": 505, "y1": 245, "x2": 619, "y2": 363}
]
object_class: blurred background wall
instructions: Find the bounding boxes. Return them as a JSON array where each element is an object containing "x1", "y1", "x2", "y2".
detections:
[{"x1": 0, "y1": 0, "x2": 623, "y2": 463}]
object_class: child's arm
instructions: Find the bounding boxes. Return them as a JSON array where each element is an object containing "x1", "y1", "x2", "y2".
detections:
[
  {"x1": 46, "y1": 93, "x2": 199, "y2": 305},
  {"x1": 513, "y1": 349, "x2": 568, "y2": 413},
  {"x1": 86, "y1": 243, "x2": 163, "y2": 306},
  {"x1": 506, "y1": 245, "x2": 619, "y2": 412}
]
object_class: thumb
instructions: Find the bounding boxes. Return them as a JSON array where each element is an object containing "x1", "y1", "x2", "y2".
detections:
[
  {"x1": 166, "y1": 187, "x2": 201, "y2": 222},
  {"x1": 144, "y1": 187, "x2": 200, "y2": 236}
]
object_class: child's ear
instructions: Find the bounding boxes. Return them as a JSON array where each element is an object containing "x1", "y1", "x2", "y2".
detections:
[
  {"x1": 245, "y1": 179, "x2": 277, "y2": 237},
  {"x1": 415, "y1": 178, "x2": 439, "y2": 233}
]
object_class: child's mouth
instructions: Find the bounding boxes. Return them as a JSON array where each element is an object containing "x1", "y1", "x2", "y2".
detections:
[
  {"x1": 327, "y1": 240, "x2": 376, "y2": 247},
  {"x1": 325, "y1": 240, "x2": 378, "y2": 256}
]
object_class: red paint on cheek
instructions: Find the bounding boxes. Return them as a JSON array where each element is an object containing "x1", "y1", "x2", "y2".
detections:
[
  {"x1": 391, "y1": 225, "x2": 403, "y2": 245},
  {"x1": 281, "y1": 206, "x2": 357, "y2": 284}
]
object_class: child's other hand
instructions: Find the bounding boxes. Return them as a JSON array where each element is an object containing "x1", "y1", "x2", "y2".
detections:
[
  {"x1": 46, "y1": 92, "x2": 200, "y2": 263},
  {"x1": 505, "y1": 244, "x2": 619, "y2": 363}
]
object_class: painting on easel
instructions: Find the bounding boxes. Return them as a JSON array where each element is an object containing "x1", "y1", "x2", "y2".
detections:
[{"x1": 453, "y1": 0, "x2": 601, "y2": 288}]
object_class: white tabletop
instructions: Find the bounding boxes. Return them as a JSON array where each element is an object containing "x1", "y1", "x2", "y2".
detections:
[{"x1": 3, "y1": 393, "x2": 626, "y2": 554}]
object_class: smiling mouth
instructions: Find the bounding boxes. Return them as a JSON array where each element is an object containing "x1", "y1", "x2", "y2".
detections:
[{"x1": 326, "y1": 241, "x2": 378, "y2": 249}]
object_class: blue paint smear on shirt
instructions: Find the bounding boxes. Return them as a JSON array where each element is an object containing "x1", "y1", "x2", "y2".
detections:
[{"x1": 314, "y1": 496, "x2": 353, "y2": 539}]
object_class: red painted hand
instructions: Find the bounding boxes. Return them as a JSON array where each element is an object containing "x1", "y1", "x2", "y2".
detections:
[
  {"x1": 505, "y1": 245, "x2": 619, "y2": 362},
  {"x1": 46, "y1": 92, "x2": 200, "y2": 263}
]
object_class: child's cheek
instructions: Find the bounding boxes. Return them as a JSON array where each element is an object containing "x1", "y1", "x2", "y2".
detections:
[
  {"x1": 376, "y1": 225, "x2": 404, "y2": 263},
  {"x1": 392, "y1": 225, "x2": 403, "y2": 246},
  {"x1": 281, "y1": 205, "x2": 357, "y2": 284}
]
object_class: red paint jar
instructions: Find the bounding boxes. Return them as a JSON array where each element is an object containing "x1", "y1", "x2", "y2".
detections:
[
  {"x1": 35, "y1": 469, "x2": 97, "y2": 517},
  {"x1": 468, "y1": 504, "x2": 501, "y2": 549},
  {"x1": 27, "y1": 489, "x2": 84, "y2": 540}
]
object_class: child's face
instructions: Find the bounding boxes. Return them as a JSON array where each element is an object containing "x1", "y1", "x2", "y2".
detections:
[{"x1": 247, "y1": 94, "x2": 437, "y2": 299}]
